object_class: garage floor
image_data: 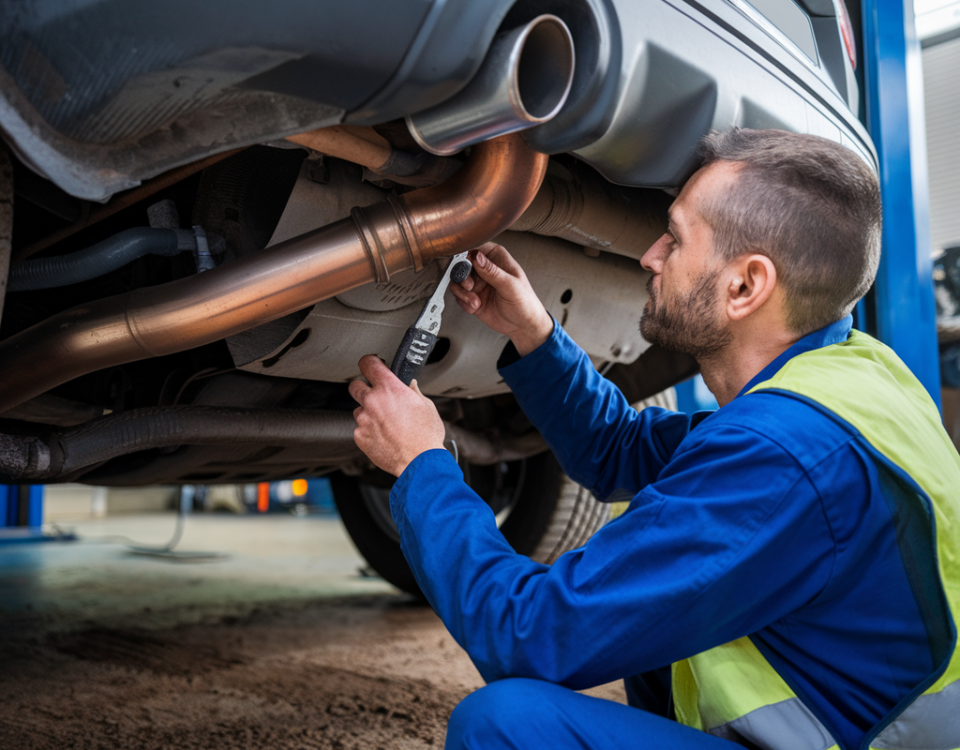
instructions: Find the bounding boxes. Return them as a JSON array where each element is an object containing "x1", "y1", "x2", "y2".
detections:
[{"x1": 0, "y1": 512, "x2": 624, "y2": 749}]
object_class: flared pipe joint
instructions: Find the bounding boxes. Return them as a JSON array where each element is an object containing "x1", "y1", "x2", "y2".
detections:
[
  {"x1": 351, "y1": 133, "x2": 549, "y2": 275},
  {"x1": 406, "y1": 14, "x2": 575, "y2": 156}
]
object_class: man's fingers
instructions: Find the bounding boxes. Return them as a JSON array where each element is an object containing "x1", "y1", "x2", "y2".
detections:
[
  {"x1": 352, "y1": 353, "x2": 400, "y2": 405},
  {"x1": 471, "y1": 246, "x2": 528, "y2": 298},
  {"x1": 471, "y1": 251, "x2": 511, "y2": 291},
  {"x1": 478, "y1": 243, "x2": 523, "y2": 276},
  {"x1": 348, "y1": 378, "x2": 370, "y2": 406},
  {"x1": 450, "y1": 283, "x2": 481, "y2": 312},
  {"x1": 454, "y1": 295, "x2": 474, "y2": 315},
  {"x1": 357, "y1": 354, "x2": 396, "y2": 387},
  {"x1": 459, "y1": 273, "x2": 487, "y2": 297},
  {"x1": 470, "y1": 274, "x2": 488, "y2": 295}
]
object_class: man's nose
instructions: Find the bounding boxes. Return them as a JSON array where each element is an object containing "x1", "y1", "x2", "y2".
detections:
[{"x1": 640, "y1": 234, "x2": 670, "y2": 274}]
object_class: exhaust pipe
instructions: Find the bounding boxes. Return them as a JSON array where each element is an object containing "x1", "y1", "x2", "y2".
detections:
[
  {"x1": 0, "y1": 406, "x2": 549, "y2": 482},
  {"x1": 0, "y1": 133, "x2": 547, "y2": 414},
  {"x1": 406, "y1": 15, "x2": 575, "y2": 156}
]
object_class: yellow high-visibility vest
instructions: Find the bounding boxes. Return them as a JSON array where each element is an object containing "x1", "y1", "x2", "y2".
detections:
[{"x1": 673, "y1": 330, "x2": 960, "y2": 749}]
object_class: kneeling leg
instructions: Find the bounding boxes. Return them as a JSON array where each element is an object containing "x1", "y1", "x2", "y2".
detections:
[{"x1": 446, "y1": 678, "x2": 738, "y2": 750}]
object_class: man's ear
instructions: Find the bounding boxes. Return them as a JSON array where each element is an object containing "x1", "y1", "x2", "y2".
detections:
[{"x1": 724, "y1": 254, "x2": 777, "y2": 321}]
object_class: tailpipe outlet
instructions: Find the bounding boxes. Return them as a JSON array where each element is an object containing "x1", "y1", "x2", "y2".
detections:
[{"x1": 406, "y1": 14, "x2": 575, "y2": 156}]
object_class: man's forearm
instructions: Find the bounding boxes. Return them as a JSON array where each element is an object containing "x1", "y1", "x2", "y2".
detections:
[
  {"x1": 500, "y1": 323, "x2": 688, "y2": 498},
  {"x1": 389, "y1": 433, "x2": 834, "y2": 693},
  {"x1": 390, "y1": 449, "x2": 624, "y2": 687},
  {"x1": 510, "y1": 309, "x2": 556, "y2": 357}
]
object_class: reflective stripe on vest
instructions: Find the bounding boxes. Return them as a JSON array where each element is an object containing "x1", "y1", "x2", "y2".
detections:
[
  {"x1": 710, "y1": 699, "x2": 834, "y2": 750},
  {"x1": 673, "y1": 637, "x2": 838, "y2": 750},
  {"x1": 871, "y1": 678, "x2": 960, "y2": 749},
  {"x1": 672, "y1": 330, "x2": 960, "y2": 750}
]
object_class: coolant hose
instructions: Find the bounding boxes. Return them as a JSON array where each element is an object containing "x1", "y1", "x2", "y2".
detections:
[{"x1": 7, "y1": 227, "x2": 196, "y2": 292}]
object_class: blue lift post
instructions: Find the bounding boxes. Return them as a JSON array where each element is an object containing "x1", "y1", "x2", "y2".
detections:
[
  {"x1": 1, "y1": 485, "x2": 43, "y2": 527},
  {"x1": 0, "y1": 484, "x2": 68, "y2": 544},
  {"x1": 861, "y1": 0, "x2": 942, "y2": 405}
]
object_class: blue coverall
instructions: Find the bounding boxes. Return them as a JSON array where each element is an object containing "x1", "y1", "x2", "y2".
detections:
[{"x1": 389, "y1": 316, "x2": 933, "y2": 750}]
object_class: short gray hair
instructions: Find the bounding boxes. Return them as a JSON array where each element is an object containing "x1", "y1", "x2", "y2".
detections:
[{"x1": 696, "y1": 128, "x2": 882, "y2": 335}]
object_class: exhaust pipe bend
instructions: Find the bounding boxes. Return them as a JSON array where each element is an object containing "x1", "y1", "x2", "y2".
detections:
[{"x1": 0, "y1": 133, "x2": 548, "y2": 413}]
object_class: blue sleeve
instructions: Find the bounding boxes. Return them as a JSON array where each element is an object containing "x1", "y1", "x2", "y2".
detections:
[
  {"x1": 390, "y1": 422, "x2": 837, "y2": 690},
  {"x1": 499, "y1": 322, "x2": 694, "y2": 499}
]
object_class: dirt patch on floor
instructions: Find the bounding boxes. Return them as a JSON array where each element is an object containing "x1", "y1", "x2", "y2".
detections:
[{"x1": 0, "y1": 594, "x2": 624, "y2": 749}]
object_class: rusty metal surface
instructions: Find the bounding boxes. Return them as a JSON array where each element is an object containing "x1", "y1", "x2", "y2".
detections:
[
  {"x1": 285, "y1": 125, "x2": 460, "y2": 187},
  {"x1": 0, "y1": 133, "x2": 548, "y2": 413},
  {"x1": 286, "y1": 126, "x2": 393, "y2": 171}
]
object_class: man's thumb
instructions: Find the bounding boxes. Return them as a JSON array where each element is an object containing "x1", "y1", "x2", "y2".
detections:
[
  {"x1": 473, "y1": 253, "x2": 503, "y2": 281},
  {"x1": 473, "y1": 251, "x2": 506, "y2": 286}
]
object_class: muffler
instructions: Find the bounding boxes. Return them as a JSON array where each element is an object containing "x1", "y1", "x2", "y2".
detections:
[
  {"x1": 0, "y1": 133, "x2": 547, "y2": 414},
  {"x1": 406, "y1": 15, "x2": 575, "y2": 156}
]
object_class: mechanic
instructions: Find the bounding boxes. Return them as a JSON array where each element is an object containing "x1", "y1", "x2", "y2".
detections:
[{"x1": 348, "y1": 129, "x2": 960, "y2": 750}]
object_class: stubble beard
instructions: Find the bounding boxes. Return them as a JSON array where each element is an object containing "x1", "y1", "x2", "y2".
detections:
[{"x1": 639, "y1": 270, "x2": 732, "y2": 360}]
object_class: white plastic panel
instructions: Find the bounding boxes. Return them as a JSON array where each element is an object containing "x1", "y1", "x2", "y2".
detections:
[{"x1": 238, "y1": 231, "x2": 653, "y2": 399}]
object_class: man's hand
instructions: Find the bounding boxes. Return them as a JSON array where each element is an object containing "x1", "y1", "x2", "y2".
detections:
[
  {"x1": 349, "y1": 355, "x2": 446, "y2": 477},
  {"x1": 451, "y1": 242, "x2": 554, "y2": 356}
]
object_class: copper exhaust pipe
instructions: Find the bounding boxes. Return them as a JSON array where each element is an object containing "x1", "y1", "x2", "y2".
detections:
[{"x1": 0, "y1": 133, "x2": 547, "y2": 413}]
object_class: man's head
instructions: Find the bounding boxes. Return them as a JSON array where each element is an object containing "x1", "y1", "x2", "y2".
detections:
[{"x1": 640, "y1": 128, "x2": 882, "y2": 358}]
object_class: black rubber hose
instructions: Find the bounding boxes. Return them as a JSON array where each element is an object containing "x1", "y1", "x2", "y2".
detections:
[
  {"x1": 7, "y1": 227, "x2": 196, "y2": 292},
  {"x1": 0, "y1": 405, "x2": 550, "y2": 481},
  {"x1": 55, "y1": 407, "x2": 550, "y2": 474},
  {"x1": 55, "y1": 406, "x2": 361, "y2": 475}
]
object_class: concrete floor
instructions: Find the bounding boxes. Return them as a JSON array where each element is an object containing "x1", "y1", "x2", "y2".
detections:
[
  {"x1": 1, "y1": 513, "x2": 395, "y2": 629},
  {"x1": 0, "y1": 513, "x2": 457, "y2": 749},
  {"x1": 0, "y1": 510, "x2": 627, "y2": 749}
]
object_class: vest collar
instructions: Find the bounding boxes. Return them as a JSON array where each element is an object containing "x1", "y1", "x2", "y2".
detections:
[{"x1": 737, "y1": 316, "x2": 853, "y2": 400}]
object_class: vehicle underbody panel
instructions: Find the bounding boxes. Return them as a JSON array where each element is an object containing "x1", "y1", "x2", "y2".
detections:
[
  {"x1": 0, "y1": 0, "x2": 874, "y2": 487},
  {"x1": 0, "y1": 0, "x2": 869, "y2": 201}
]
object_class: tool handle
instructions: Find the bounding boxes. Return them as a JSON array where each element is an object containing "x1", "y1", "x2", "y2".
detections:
[{"x1": 390, "y1": 327, "x2": 437, "y2": 386}]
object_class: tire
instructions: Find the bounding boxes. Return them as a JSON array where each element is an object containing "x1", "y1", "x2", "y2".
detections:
[
  {"x1": 332, "y1": 388, "x2": 676, "y2": 596},
  {"x1": 0, "y1": 144, "x2": 11, "y2": 329},
  {"x1": 331, "y1": 451, "x2": 611, "y2": 596}
]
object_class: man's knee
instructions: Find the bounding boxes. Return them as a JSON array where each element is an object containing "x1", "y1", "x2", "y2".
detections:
[
  {"x1": 446, "y1": 676, "x2": 725, "y2": 750},
  {"x1": 446, "y1": 678, "x2": 551, "y2": 750}
]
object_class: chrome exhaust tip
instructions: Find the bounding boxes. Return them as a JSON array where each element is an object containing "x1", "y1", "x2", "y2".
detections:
[{"x1": 406, "y1": 14, "x2": 575, "y2": 156}]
